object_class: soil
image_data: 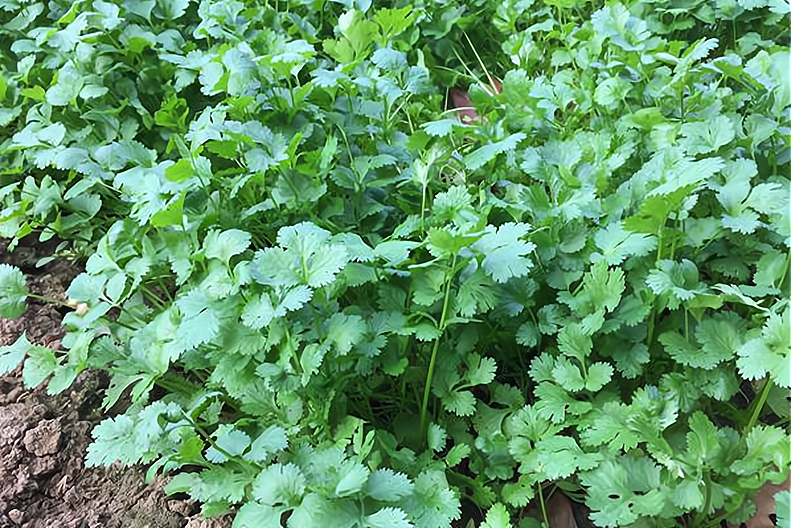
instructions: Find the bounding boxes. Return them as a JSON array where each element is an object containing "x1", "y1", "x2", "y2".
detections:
[{"x1": 0, "y1": 241, "x2": 231, "y2": 528}]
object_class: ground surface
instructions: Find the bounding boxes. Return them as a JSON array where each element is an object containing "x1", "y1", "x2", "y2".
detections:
[{"x1": 0, "y1": 241, "x2": 230, "y2": 528}]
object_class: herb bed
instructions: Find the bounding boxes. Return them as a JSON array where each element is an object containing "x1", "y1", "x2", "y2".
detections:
[{"x1": 0, "y1": 0, "x2": 789, "y2": 527}]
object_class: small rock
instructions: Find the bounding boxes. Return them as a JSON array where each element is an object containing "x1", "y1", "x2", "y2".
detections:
[
  {"x1": 30, "y1": 455, "x2": 58, "y2": 477},
  {"x1": 167, "y1": 499, "x2": 195, "y2": 516},
  {"x1": 0, "y1": 404, "x2": 32, "y2": 444},
  {"x1": 23, "y1": 419, "x2": 61, "y2": 456},
  {"x1": 4, "y1": 387, "x2": 23, "y2": 403},
  {"x1": 7, "y1": 509, "x2": 23, "y2": 524}
]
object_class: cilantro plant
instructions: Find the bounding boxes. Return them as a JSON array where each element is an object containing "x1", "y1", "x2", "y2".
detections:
[{"x1": 0, "y1": 0, "x2": 789, "y2": 527}]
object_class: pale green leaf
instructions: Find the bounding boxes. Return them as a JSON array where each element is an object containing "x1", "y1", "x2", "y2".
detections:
[
  {"x1": 481, "y1": 503, "x2": 511, "y2": 528},
  {"x1": 0, "y1": 264, "x2": 28, "y2": 318},
  {"x1": 364, "y1": 507, "x2": 413, "y2": 528},
  {"x1": 251, "y1": 463, "x2": 306, "y2": 506},
  {"x1": 365, "y1": 469, "x2": 414, "y2": 501},
  {"x1": 464, "y1": 133, "x2": 526, "y2": 171},
  {"x1": 204, "y1": 229, "x2": 251, "y2": 265}
]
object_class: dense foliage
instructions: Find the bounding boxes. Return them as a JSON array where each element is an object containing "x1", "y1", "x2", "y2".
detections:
[{"x1": 0, "y1": 0, "x2": 789, "y2": 526}]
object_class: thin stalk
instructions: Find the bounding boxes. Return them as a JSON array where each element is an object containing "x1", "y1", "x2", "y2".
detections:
[
  {"x1": 745, "y1": 377, "x2": 773, "y2": 433},
  {"x1": 182, "y1": 412, "x2": 238, "y2": 462},
  {"x1": 463, "y1": 32, "x2": 497, "y2": 92},
  {"x1": 419, "y1": 253, "x2": 457, "y2": 440},
  {"x1": 140, "y1": 286, "x2": 167, "y2": 309},
  {"x1": 706, "y1": 497, "x2": 748, "y2": 528},
  {"x1": 420, "y1": 179, "x2": 427, "y2": 235},
  {"x1": 656, "y1": 224, "x2": 664, "y2": 264},
  {"x1": 26, "y1": 293, "x2": 70, "y2": 307},
  {"x1": 155, "y1": 278, "x2": 174, "y2": 302},
  {"x1": 679, "y1": 87, "x2": 685, "y2": 122},
  {"x1": 776, "y1": 251, "x2": 790, "y2": 289},
  {"x1": 693, "y1": 471, "x2": 712, "y2": 526},
  {"x1": 646, "y1": 309, "x2": 657, "y2": 348},
  {"x1": 537, "y1": 483, "x2": 549, "y2": 527}
]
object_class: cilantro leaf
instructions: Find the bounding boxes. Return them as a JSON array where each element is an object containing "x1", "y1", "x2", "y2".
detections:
[
  {"x1": 512, "y1": 435, "x2": 602, "y2": 481},
  {"x1": 205, "y1": 425, "x2": 251, "y2": 463},
  {"x1": 241, "y1": 293, "x2": 276, "y2": 330},
  {"x1": 611, "y1": 342, "x2": 650, "y2": 379},
  {"x1": 659, "y1": 330, "x2": 731, "y2": 370},
  {"x1": 534, "y1": 382, "x2": 592, "y2": 423},
  {"x1": 364, "y1": 507, "x2": 413, "y2": 528},
  {"x1": 480, "y1": 503, "x2": 511, "y2": 528},
  {"x1": 464, "y1": 133, "x2": 527, "y2": 171},
  {"x1": 680, "y1": 116, "x2": 735, "y2": 155},
  {"x1": 441, "y1": 389, "x2": 477, "y2": 416},
  {"x1": 775, "y1": 491, "x2": 790, "y2": 528},
  {"x1": 580, "y1": 402, "x2": 640, "y2": 451},
  {"x1": 646, "y1": 259, "x2": 707, "y2": 309},
  {"x1": 737, "y1": 309, "x2": 791, "y2": 387},
  {"x1": 178, "y1": 467, "x2": 253, "y2": 504},
  {"x1": 325, "y1": 313, "x2": 367, "y2": 355},
  {"x1": 400, "y1": 471, "x2": 460, "y2": 528},
  {"x1": 334, "y1": 460, "x2": 370, "y2": 497},
  {"x1": 472, "y1": 223, "x2": 535, "y2": 283},
  {"x1": 693, "y1": 314, "x2": 744, "y2": 367},
  {"x1": 581, "y1": 458, "x2": 668, "y2": 527},
  {"x1": 245, "y1": 425, "x2": 288, "y2": 463},
  {"x1": 516, "y1": 322, "x2": 540, "y2": 347},
  {"x1": 731, "y1": 425, "x2": 790, "y2": 475},
  {"x1": 684, "y1": 411, "x2": 719, "y2": 464},
  {"x1": 252, "y1": 223, "x2": 349, "y2": 288},
  {"x1": 501, "y1": 475, "x2": 535, "y2": 507},
  {"x1": 86, "y1": 415, "x2": 146, "y2": 467},
  {"x1": 0, "y1": 264, "x2": 28, "y2": 318},
  {"x1": 551, "y1": 358, "x2": 586, "y2": 392},
  {"x1": 557, "y1": 324, "x2": 593, "y2": 361},
  {"x1": 175, "y1": 290, "x2": 221, "y2": 352},
  {"x1": 22, "y1": 346, "x2": 59, "y2": 388},
  {"x1": 445, "y1": 443, "x2": 471, "y2": 467},
  {"x1": 251, "y1": 463, "x2": 306, "y2": 506},
  {"x1": 0, "y1": 333, "x2": 32, "y2": 375},
  {"x1": 585, "y1": 362, "x2": 614, "y2": 392},
  {"x1": 427, "y1": 423, "x2": 447, "y2": 453},
  {"x1": 593, "y1": 222, "x2": 657, "y2": 265},
  {"x1": 233, "y1": 502, "x2": 284, "y2": 528},
  {"x1": 366, "y1": 469, "x2": 415, "y2": 501},
  {"x1": 203, "y1": 229, "x2": 251, "y2": 266},
  {"x1": 672, "y1": 480, "x2": 705, "y2": 510},
  {"x1": 466, "y1": 354, "x2": 497, "y2": 386}
]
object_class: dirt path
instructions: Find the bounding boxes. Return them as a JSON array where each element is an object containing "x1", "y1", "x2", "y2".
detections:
[{"x1": 0, "y1": 243, "x2": 229, "y2": 528}]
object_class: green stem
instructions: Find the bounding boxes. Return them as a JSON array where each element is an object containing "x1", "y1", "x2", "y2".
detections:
[
  {"x1": 419, "y1": 253, "x2": 457, "y2": 441},
  {"x1": 182, "y1": 412, "x2": 239, "y2": 463},
  {"x1": 646, "y1": 304, "x2": 657, "y2": 347},
  {"x1": 656, "y1": 224, "x2": 664, "y2": 264},
  {"x1": 27, "y1": 293, "x2": 70, "y2": 307},
  {"x1": 140, "y1": 286, "x2": 166, "y2": 309},
  {"x1": 420, "y1": 183, "x2": 427, "y2": 235},
  {"x1": 706, "y1": 497, "x2": 748, "y2": 528},
  {"x1": 537, "y1": 483, "x2": 549, "y2": 527},
  {"x1": 776, "y1": 252, "x2": 790, "y2": 289},
  {"x1": 745, "y1": 377, "x2": 772, "y2": 433},
  {"x1": 679, "y1": 86, "x2": 685, "y2": 122},
  {"x1": 694, "y1": 471, "x2": 712, "y2": 526}
]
